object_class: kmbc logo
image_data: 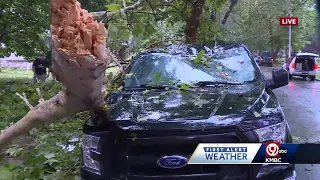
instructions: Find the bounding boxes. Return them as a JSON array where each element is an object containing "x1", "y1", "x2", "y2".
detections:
[{"x1": 265, "y1": 142, "x2": 287, "y2": 163}]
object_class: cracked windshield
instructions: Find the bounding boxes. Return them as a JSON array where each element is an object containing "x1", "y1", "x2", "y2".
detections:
[
  {"x1": 124, "y1": 46, "x2": 258, "y2": 87},
  {"x1": 0, "y1": 0, "x2": 320, "y2": 180}
]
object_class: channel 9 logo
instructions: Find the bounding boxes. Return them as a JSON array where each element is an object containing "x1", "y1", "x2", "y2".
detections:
[{"x1": 265, "y1": 142, "x2": 288, "y2": 163}]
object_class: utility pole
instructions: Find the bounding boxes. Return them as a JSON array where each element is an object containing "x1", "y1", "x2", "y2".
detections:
[
  {"x1": 288, "y1": 0, "x2": 292, "y2": 59},
  {"x1": 288, "y1": 10, "x2": 292, "y2": 59}
]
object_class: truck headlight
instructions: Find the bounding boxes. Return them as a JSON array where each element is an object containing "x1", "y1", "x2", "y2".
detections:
[
  {"x1": 82, "y1": 134, "x2": 100, "y2": 172},
  {"x1": 254, "y1": 121, "x2": 286, "y2": 167},
  {"x1": 254, "y1": 121, "x2": 286, "y2": 143}
]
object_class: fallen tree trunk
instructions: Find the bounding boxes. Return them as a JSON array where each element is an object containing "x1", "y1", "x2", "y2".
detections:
[{"x1": 0, "y1": 0, "x2": 112, "y2": 148}]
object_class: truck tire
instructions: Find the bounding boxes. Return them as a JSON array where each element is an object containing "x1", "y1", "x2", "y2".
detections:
[{"x1": 310, "y1": 76, "x2": 316, "y2": 81}]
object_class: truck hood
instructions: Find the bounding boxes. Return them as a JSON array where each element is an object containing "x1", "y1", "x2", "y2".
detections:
[{"x1": 108, "y1": 83, "x2": 270, "y2": 130}]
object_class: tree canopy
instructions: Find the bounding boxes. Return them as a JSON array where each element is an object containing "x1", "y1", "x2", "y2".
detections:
[
  {"x1": 0, "y1": 0, "x2": 50, "y2": 59},
  {"x1": 0, "y1": 0, "x2": 317, "y2": 60},
  {"x1": 222, "y1": 0, "x2": 316, "y2": 55}
]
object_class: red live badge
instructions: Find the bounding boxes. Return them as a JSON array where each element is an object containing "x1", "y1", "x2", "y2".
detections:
[{"x1": 280, "y1": 17, "x2": 299, "y2": 26}]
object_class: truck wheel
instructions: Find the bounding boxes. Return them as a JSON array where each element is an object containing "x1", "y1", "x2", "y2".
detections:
[
  {"x1": 310, "y1": 76, "x2": 316, "y2": 81},
  {"x1": 289, "y1": 74, "x2": 292, "y2": 79}
]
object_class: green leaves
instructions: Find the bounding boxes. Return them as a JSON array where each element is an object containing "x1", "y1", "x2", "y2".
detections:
[
  {"x1": 0, "y1": 167, "x2": 14, "y2": 180},
  {"x1": 193, "y1": 50, "x2": 206, "y2": 65},
  {"x1": 44, "y1": 158, "x2": 59, "y2": 166},
  {"x1": 179, "y1": 83, "x2": 189, "y2": 91},
  {"x1": 0, "y1": 73, "x2": 85, "y2": 179},
  {"x1": 44, "y1": 153, "x2": 55, "y2": 160},
  {"x1": 0, "y1": 163, "x2": 15, "y2": 180},
  {"x1": 0, "y1": 0, "x2": 50, "y2": 59},
  {"x1": 106, "y1": 4, "x2": 121, "y2": 12},
  {"x1": 223, "y1": 0, "x2": 315, "y2": 53},
  {"x1": 6, "y1": 147, "x2": 23, "y2": 157},
  {"x1": 154, "y1": 72, "x2": 161, "y2": 81}
]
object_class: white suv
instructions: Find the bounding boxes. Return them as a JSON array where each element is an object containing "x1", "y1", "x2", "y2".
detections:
[{"x1": 286, "y1": 52, "x2": 319, "y2": 81}]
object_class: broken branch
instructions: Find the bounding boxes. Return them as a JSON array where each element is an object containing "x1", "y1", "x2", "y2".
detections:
[
  {"x1": 111, "y1": 53, "x2": 124, "y2": 70},
  {"x1": 91, "y1": 0, "x2": 143, "y2": 21},
  {"x1": 15, "y1": 92, "x2": 33, "y2": 109},
  {"x1": 104, "y1": 62, "x2": 131, "y2": 101},
  {"x1": 36, "y1": 88, "x2": 45, "y2": 104}
]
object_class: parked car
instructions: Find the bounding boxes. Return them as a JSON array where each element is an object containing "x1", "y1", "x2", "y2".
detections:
[
  {"x1": 81, "y1": 43, "x2": 295, "y2": 180},
  {"x1": 254, "y1": 55, "x2": 262, "y2": 64},
  {"x1": 287, "y1": 52, "x2": 319, "y2": 81},
  {"x1": 260, "y1": 52, "x2": 274, "y2": 67}
]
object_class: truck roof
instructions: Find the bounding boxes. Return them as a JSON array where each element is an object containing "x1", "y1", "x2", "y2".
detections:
[{"x1": 296, "y1": 52, "x2": 319, "y2": 57}]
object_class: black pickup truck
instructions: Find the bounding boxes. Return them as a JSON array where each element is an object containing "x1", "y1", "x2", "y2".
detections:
[
  {"x1": 81, "y1": 43, "x2": 295, "y2": 180},
  {"x1": 260, "y1": 52, "x2": 274, "y2": 67}
]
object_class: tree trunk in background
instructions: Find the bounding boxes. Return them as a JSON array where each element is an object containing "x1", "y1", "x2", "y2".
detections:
[
  {"x1": 272, "y1": 46, "x2": 280, "y2": 63},
  {"x1": 185, "y1": 0, "x2": 206, "y2": 44},
  {"x1": 221, "y1": 0, "x2": 239, "y2": 25}
]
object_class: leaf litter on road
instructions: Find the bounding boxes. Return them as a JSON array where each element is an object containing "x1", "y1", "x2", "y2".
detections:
[{"x1": 253, "y1": 111, "x2": 261, "y2": 117}]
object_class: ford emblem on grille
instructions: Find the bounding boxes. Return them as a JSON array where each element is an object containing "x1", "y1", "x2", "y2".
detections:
[{"x1": 157, "y1": 155, "x2": 188, "y2": 169}]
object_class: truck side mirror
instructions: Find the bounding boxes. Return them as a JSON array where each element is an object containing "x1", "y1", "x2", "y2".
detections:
[{"x1": 266, "y1": 68, "x2": 289, "y2": 89}]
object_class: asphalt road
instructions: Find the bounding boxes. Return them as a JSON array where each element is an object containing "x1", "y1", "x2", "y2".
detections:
[{"x1": 260, "y1": 66, "x2": 320, "y2": 180}]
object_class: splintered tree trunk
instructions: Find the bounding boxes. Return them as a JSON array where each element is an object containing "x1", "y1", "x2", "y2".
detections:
[{"x1": 0, "y1": 0, "x2": 112, "y2": 148}]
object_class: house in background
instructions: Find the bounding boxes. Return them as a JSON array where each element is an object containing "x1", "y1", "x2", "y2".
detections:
[
  {"x1": 0, "y1": 52, "x2": 31, "y2": 70},
  {"x1": 0, "y1": 52, "x2": 26, "y2": 61},
  {"x1": 0, "y1": 43, "x2": 26, "y2": 61}
]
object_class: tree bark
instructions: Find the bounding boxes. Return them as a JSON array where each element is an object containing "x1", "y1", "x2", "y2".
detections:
[
  {"x1": 221, "y1": 0, "x2": 239, "y2": 25},
  {"x1": 185, "y1": 0, "x2": 206, "y2": 44},
  {"x1": 273, "y1": 46, "x2": 281, "y2": 62}
]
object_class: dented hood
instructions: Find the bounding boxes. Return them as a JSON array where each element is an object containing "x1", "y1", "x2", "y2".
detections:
[{"x1": 109, "y1": 83, "x2": 265, "y2": 130}]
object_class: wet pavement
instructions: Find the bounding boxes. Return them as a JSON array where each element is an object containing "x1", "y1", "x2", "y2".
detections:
[{"x1": 260, "y1": 66, "x2": 320, "y2": 180}]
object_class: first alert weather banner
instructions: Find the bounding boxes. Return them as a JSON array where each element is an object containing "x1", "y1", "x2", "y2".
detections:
[{"x1": 188, "y1": 143, "x2": 320, "y2": 164}]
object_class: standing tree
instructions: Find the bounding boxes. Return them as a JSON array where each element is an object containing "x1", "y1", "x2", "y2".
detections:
[
  {"x1": 222, "y1": 0, "x2": 316, "y2": 56},
  {"x1": 0, "y1": 0, "x2": 49, "y2": 59}
]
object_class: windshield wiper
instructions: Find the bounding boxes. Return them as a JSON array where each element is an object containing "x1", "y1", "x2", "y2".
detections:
[
  {"x1": 125, "y1": 84, "x2": 174, "y2": 90},
  {"x1": 196, "y1": 81, "x2": 243, "y2": 86}
]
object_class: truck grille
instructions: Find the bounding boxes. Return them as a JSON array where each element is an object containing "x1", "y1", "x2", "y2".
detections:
[{"x1": 124, "y1": 130, "x2": 248, "y2": 177}]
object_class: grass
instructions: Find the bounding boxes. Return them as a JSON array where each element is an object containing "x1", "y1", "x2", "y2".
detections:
[
  {"x1": 0, "y1": 68, "x2": 33, "y2": 78},
  {"x1": 0, "y1": 66, "x2": 120, "y2": 179},
  {"x1": 0, "y1": 66, "x2": 119, "y2": 82},
  {"x1": 0, "y1": 68, "x2": 33, "y2": 83}
]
